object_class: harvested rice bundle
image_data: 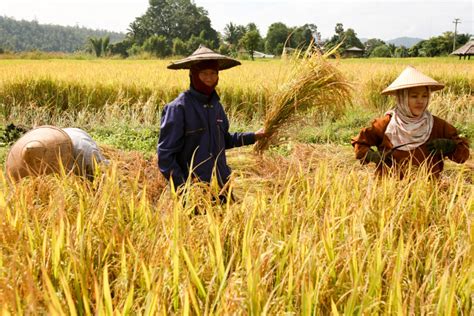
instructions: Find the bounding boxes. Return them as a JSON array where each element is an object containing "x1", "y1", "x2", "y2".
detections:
[{"x1": 254, "y1": 46, "x2": 352, "y2": 152}]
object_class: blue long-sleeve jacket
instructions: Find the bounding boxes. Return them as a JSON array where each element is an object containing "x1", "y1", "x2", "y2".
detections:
[{"x1": 158, "y1": 87, "x2": 256, "y2": 188}]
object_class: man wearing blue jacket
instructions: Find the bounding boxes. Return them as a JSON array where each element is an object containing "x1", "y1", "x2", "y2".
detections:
[{"x1": 158, "y1": 45, "x2": 267, "y2": 194}]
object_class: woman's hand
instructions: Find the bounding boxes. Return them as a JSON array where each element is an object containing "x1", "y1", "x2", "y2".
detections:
[
  {"x1": 363, "y1": 149, "x2": 382, "y2": 165},
  {"x1": 426, "y1": 138, "x2": 456, "y2": 155}
]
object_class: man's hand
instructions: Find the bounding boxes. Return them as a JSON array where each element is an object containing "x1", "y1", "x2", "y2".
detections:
[
  {"x1": 426, "y1": 138, "x2": 456, "y2": 155},
  {"x1": 255, "y1": 128, "x2": 270, "y2": 141}
]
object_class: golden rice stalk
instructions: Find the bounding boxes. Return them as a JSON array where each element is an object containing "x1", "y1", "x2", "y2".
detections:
[{"x1": 254, "y1": 45, "x2": 352, "y2": 152}]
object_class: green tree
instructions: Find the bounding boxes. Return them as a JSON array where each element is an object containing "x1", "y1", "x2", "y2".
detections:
[
  {"x1": 185, "y1": 33, "x2": 212, "y2": 55},
  {"x1": 102, "y1": 36, "x2": 110, "y2": 54},
  {"x1": 127, "y1": 21, "x2": 150, "y2": 46},
  {"x1": 418, "y1": 35, "x2": 450, "y2": 56},
  {"x1": 218, "y1": 43, "x2": 231, "y2": 56},
  {"x1": 109, "y1": 38, "x2": 133, "y2": 57},
  {"x1": 143, "y1": 35, "x2": 171, "y2": 57},
  {"x1": 0, "y1": 16, "x2": 123, "y2": 52},
  {"x1": 455, "y1": 33, "x2": 470, "y2": 47},
  {"x1": 172, "y1": 38, "x2": 187, "y2": 56},
  {"x1": 290, "y1": 24, "x2": 320, "y2": 48},
  {"x1": 327, "y1": 24, "x2": 364, "y2": 53},
  {"x1": 88, "y1": 36, "x2": 110, "y2": 57},
  {"x1": 240, "y1": 30, "x2": 262, "y2": 60},
  {"x1": 246, "y1": 23, "x2": 259, "y2": 32},
  {"x1": 394, "y1": 46, "x2": 409, "y2": 58},
  {"x1": 128, "y1": 0, "x2": 219, "y2": 49},
  {"x1": 370, "y1": 45, "x2": 392, "y2": 57},
  {"x1": 88, "y1": 37, "x2": 101, "y2": 57},
  {"x1": 344, "y1": 28, "x2": 364, "y2": 49},
  {"x1": 223, "y1": 22, "x2": 246, "y2": 47},
  {"x1": 364, "y1": 38, "x2": 385, "y2": 57},
  {"x1": 127, "y1": 43, "x2": 144, "y2": 56},
  {"x1": 335, "y1": 23, "x2": 344, "y2": 39},
  {"x1": 408, "y1": 43, "x2": 421, "y2": 57},
  {"x1": 420, "y1": 38, "x2": 444, "y2": 57},
  {"x1": 387, "y1": 43, "x2": 397, "y2": 56},
  {"x1": 410, "y1": 32, "x2": 471, "y2": 57},
  {"x1": 265, "y1": 22, "x2": 290, "y2": 55}
]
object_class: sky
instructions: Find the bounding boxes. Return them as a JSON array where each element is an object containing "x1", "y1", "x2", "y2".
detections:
[{"x1": 1, "y1": 0, "x2": 472, "y2": 40}]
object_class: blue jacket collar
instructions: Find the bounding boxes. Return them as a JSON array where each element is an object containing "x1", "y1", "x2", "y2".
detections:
[{"x1": 188, "y1": 86, "x2": 220, "y2": 104}]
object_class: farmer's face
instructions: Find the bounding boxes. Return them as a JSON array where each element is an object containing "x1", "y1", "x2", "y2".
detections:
[
  {"x1": 198, "y1": 69, "x2": 218, "y2": 87},
  {"x1": 407, "y1": 86, "x2": 429, "y2": 117}
]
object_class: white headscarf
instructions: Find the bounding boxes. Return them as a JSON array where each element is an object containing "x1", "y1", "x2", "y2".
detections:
[{"x1": 384, "y1": 88, "x2": 433, "y2": 151}]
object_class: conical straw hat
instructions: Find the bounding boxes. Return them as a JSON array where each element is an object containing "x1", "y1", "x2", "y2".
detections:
[
  {"x1": 63, "y1": 127, "x2": 109, "y2": 178},
  {"x1": 6, "y1": 125, "x2": 74, "y2": 181},
  {"x1": 167, "y1": 45, "x2": 241, "y2": 70},
  {"x1": 381, "y1": 66, "x2": 444, "y2": 95}
]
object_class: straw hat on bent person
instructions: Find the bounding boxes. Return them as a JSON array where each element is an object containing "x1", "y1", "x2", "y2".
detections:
[
  {"x1": 381, "y1": 65, "x2": 444, "y2": 95},
  {"x1": 63, "y1": 127, "x2": 110, "y2": 179},
  {"x1": 6, "y1": 125, "x2": 74, "y2": 181},
  {"x1": 167, "y1": 45, "x2": 241, "y2": 70}
]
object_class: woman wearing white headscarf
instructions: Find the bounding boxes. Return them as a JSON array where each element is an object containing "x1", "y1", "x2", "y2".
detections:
[{"x1": 351, "y1": 66, "x2": 469, "y2": 178}]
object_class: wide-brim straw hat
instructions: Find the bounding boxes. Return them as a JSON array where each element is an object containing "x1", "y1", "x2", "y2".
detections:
[
  {"x1": 6, "y1": 125, "x2": 74, "y2": 181},
  {"x1": 63, "y1": 127, "x2": 109, "y2": 177},
  {"x1": 167, "y1": 45, "x2": 241, "y2": 70},
  {"x1": 381, "y1": 66, "x2": 445, "y2": 95}
]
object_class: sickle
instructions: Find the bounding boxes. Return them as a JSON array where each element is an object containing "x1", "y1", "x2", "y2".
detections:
[
  {"x1": 380, "y1": 141, "x2": 418, "y2": 165},
  {"x1": 388, "y1": 141, "x2": 418, "y2": 153}
]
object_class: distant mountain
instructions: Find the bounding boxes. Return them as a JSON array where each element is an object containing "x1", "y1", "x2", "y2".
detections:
[
  {"x1": 359, "y1": 37, "x2": 423, "y2": 48},
  {"x1": 0, "y1": 16, "x2": 125, "y2": 52},
  {"x1": 386, "y1": 37, "x2": 424, "y2": 48}
]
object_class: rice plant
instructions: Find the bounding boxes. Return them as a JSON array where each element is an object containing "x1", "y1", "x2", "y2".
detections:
[
  {"x1": 0, "y1": 145, "x2": 472, "y2": 314},
  {"x1": 0, "y1": 57, "x2": 472, "y2": 314},
  {"x1": 254, "y1": 46, "x2": 352, "y2": 152}
]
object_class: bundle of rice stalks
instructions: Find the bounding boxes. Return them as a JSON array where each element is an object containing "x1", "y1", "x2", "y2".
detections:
[{"x1": 254, "y1": 45, "x2": 352, "y2": 152}]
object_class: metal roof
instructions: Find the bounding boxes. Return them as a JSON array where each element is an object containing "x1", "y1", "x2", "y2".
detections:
[{"x1": 345, "y1": 46, "x2": 364, "y2": 51}]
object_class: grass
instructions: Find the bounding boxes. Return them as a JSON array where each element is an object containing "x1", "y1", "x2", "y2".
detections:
[
  {"x1": 0, "y1": 56, "x2": 472, "y2": 314},
  {"x1": 294, "y1": 107, "x2": 375, "y2": 145}
]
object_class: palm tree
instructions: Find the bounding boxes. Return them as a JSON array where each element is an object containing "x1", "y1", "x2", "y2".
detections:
[
  {"x1": 224, "y1": 22, "x2": 238, "y2": 46},
  {"x1": 88, "y1": 36, "x2": 110, "y2": 57},
  {"x1": 223, "y1": 22, "x2": 246, "y2": 48},
  {"x1": 102, "y1": 36, "x2": 110, "y2": 55},
  {"x1": 89, "y1": 37, "x2": 103, "y2": 57}
]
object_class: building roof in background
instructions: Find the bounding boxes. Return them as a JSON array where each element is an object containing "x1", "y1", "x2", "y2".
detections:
[
  {"x1": 345, "y1": 46, "x2": 364, "y2": 52},
  {"x1": 451, "y1": 41, "x2": 474, "y2": 55},
  {"x1": 253, "y1": 51, "x2": 275, "y2": 58}
]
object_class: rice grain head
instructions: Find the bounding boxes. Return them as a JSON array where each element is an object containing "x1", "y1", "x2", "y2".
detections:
[{"x1": 254, "y1": 45, "x2": 352, "y2": 152}]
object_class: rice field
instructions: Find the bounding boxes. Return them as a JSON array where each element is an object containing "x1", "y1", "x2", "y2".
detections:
[
  {"x1": 0, "y1": 56, "x2": 473, "y2": 314},
  {"x1": 0, "y1": 57, "x2": 472, "y2": 122}
]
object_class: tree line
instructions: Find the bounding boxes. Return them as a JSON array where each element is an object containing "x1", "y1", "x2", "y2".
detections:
[
  {"x1": 362, "y1": 32, "x2": 471, "y2": 58},
  {"x1": 0, "y1": 16, "x2": 123, "y2": 53},
  {"x1": 324, "y1": 23, "x2": 471, "y2": 58},
  {"x1": 113, "y1": 2, "x2": 472, "y2": 60},
  {"x1": 0, "y1": 0, "x2": 471, "y2": 58}
]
